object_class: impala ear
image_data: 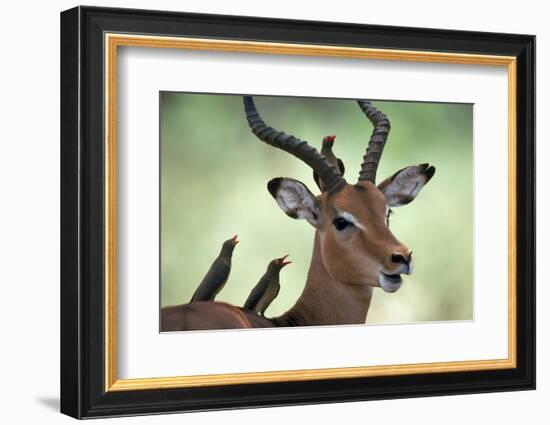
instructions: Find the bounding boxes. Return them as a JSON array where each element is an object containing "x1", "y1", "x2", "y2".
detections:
[
  {"x1": 378, "y1": 163, "x2": 436, "y2": 207},
  {"x1": 267, "y1": 178, "x2": 321, "y2": 227}
]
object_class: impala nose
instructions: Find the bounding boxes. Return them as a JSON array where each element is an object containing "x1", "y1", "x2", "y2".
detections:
[{"x1": 391, "y1": 252, "x2": 413, "y2": 273}]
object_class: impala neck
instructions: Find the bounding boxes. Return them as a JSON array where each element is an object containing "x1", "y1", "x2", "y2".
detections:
[{"x1": 272, "y1": 232, "x2": 373, "y2": 327}]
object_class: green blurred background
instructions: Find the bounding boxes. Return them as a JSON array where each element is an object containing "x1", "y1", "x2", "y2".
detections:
[{"x1": 160, "y1": 93, "x2": 473, "y2": 323}]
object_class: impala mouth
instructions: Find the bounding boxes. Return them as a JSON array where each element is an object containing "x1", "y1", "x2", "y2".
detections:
[{"x1": 379, "y1": 271, "x2": 403, "y2": 293}]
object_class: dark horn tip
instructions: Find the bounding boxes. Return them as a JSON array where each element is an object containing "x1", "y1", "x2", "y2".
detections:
[
  {"x1": 243, "y1": 95, "x2": 255, "y2": 110},
  {"x1": 267, "y1": 178, "x2": 283, "y2": 198},
  {"x1": 423, "y1": 165, "x2": 436, "y2": 181}
]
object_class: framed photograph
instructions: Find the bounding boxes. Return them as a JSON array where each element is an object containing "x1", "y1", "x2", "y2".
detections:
[{"x1": 60, "y1": 6, "x2": 535, "y2": 419}]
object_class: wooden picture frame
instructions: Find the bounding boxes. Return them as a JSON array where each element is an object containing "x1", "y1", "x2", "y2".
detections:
[{"x1": 60, "y1": 5, "x2": 535, "y2": 419}]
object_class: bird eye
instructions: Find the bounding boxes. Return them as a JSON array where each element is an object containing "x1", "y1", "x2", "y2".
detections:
[{"x1": 333, "y1": 217, "x2": 353, "y2": 231}]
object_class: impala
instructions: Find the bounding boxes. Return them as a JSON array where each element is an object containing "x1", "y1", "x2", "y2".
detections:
[{"x1": 160, "y1": 96, "x2": 435, "y2": 331}]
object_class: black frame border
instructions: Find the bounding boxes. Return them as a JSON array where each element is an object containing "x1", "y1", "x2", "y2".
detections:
[{"x1": 60, "y1": 6, "x2": 535, "y2": 419}]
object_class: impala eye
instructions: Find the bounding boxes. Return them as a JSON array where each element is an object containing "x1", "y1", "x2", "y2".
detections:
[{"x1": 333, "y1": 217, "x2": 353, "y2": 231}]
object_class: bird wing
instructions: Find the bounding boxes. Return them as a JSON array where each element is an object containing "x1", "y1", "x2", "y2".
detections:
[
  {"x1": 191, "y1": 261, "x2": 230, "y2": 302},
  {"x1": 313, "y1": 170, "x2": 322, "y2": 192},
  {"x1": 337, "y1": 158, "x2": 345, "y2": 176},
  {"x1": 203, "y1": 261, "x2": 231, "y2": 288},
  {"x1": 313, "y1": 158, "x2": 344, "y2": 192},
  {"x1": 244, "y1": 279, "x2": 268, "y2": 311},
  {"x1": 259, "y1": 283, "x2": 280, "y2": 316}
]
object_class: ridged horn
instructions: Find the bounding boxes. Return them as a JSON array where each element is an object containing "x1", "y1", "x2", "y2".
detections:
[
  {"x1": 357, "y1": 100, "x2": 391, "y2": 183},
  {"x1": 244, "y1": 96, "x2": 346, "y2": 193}
]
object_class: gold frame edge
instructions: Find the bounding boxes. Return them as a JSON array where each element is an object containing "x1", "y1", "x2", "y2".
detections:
[{"x1": 104, "y1": 33, "x2": 518, "y2": 392}]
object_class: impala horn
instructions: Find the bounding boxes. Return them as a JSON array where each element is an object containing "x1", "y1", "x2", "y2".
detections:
[
  {"x1": 357, "y1": 100, "x2": 391, "y2": 183},
  {"x1": 243, "y1": 96, "x2": 346, "y2": 194}
]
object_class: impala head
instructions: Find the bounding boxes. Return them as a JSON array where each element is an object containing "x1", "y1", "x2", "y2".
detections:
[{"x1": 244, "y1": 97, "x2": 435, "y2": 293}]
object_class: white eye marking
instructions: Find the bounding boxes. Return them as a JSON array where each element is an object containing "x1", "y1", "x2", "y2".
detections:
[{"x1": 336, "y1": 211, "x2": 365, "y2": 230}]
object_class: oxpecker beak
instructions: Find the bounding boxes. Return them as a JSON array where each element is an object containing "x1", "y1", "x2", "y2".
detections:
[
  {"x1": 231, "y1": 234, "x2": 239, "y2": 245},
  {"x1": 276, "y1": 254, "x2": 292, "y2": 267},
  {"x1": 323, "y1": 134, "x2": 336, "y2": 146}
]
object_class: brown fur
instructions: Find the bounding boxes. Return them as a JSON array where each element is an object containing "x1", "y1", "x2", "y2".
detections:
[
  {"x1": 161, "y1": 167, "x2": 433, "y2": 331},
  {"x1": 273, "y1": 231, "x2": 374, "y2": 326},
  {"x1": 318, "y1": 181, "x2": 410, "y2": 287},
  {"x1": 161, "y1": 302, "x2": 254, "y2": 331}
]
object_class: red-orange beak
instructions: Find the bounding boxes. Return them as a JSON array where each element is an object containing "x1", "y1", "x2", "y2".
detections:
[
  {"x1": 276, "y1": 254, "x2": 291, "y2": 266},
  {"x1": 231, "y1": 234, "x2": 239, "y2": 244}
]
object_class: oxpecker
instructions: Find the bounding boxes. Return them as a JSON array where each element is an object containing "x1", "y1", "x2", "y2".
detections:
[
  {"x1": 313, "y1": 135, "x2": 345, "y2": 192},
  {"x1": 190, "y1": 235, "x2": 239, "y2": 302},
  {"x1": 244, "y1": 255, "x2": 291, "y2": 316}
]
